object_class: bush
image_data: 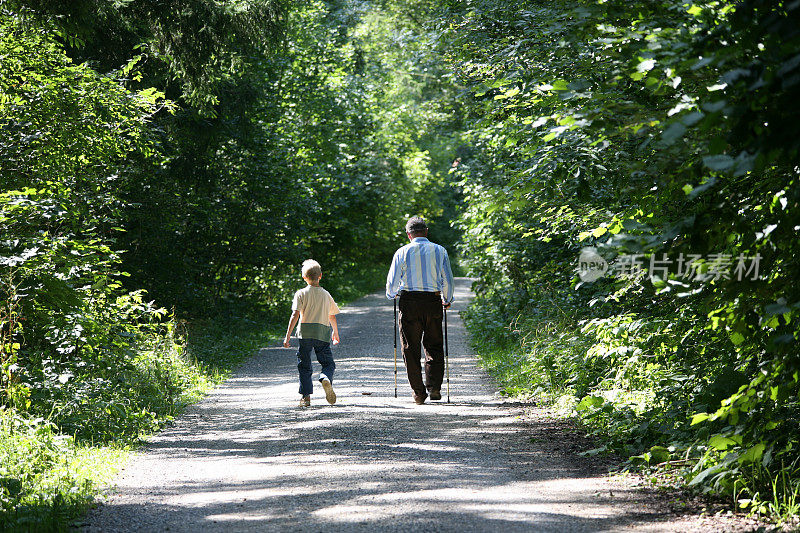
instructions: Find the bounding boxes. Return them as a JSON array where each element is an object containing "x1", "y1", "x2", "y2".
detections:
[{"x1": 0, "y1": 408, "x2": 124, "y2": 531}]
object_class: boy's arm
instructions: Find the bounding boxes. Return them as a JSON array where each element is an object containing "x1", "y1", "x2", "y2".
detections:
[
  {"x1": 284, "y1": 310, "x2": 301, "y2": 348},
  {"x1": 329, "y1": 315, "x2": 340, "y2": 345}
]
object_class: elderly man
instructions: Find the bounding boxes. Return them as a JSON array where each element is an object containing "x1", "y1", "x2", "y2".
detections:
[{"x1": 386, "y1": 216, "x2": 455, "y2": 404}]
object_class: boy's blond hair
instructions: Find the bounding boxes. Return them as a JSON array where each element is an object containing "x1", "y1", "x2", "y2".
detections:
[{"x1": 301, "y1": 259, "x2": 322, "y2": 282}]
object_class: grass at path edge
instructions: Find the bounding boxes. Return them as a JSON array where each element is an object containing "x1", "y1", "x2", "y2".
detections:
[{"x1": 1, "y1": 268, "x2": 385, "y2": 532}]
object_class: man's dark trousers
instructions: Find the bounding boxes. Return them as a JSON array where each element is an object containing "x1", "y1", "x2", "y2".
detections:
[{"x1": 398, "y1": 291, "x2": 444, "y2": 397}]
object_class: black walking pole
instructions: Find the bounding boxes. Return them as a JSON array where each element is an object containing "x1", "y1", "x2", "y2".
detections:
[
  {"x1": 393, "y1": 298, "x2": 398, "y2": 398},
  {"x1": 444, "y1": 307, "x2": 450, "y2": 403}
]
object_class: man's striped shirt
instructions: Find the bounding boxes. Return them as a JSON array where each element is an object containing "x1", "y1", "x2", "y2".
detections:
[{"x1": 386, "y1": 237, "x2": 454, "y2": 303}]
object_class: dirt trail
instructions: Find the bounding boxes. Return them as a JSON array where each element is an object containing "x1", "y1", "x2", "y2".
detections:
[{"x1": 83, "y1": 278, "x2": 754, "y2": 532}]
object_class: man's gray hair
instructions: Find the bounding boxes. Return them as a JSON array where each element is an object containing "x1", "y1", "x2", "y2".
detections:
[
  {"x1": 405, "y1": 216, "x2": 428, "y2": 235},
  {"x1": 301, "y1": 259, "x2": 322, "y2": 281}
]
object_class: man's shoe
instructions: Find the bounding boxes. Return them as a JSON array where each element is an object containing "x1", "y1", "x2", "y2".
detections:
[
  {"x1": 299, "y1": 395, "x2": 311, "y2": 407},
  {"x1": 429, "y1": 389, "x2": 442, "y2": 401},
  {"x1": 321, "y1": 378, "x2": 336, "y2": 405},
  {"x1": 414, "y1": 393, "x2": 427, "y2": 405}
]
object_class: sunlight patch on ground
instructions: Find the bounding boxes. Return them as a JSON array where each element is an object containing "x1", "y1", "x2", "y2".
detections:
[
  {"x1": 478, "y1": 416, "x2": 522, "y2": 425},
  {"x1": 176, "y1": 487, "x2": 303, "y2": 506},
  {"x1": 390, "y1": 442, "x2": 463, "y2": 453},
  {"x1": 204, "y1": 511, "x2": 281, "y2": 522},
  {"x1": 312, "y1": 480, "x2": 624, "y2": 524}
]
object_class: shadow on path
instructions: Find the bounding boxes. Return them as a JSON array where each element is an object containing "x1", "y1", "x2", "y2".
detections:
[{"x1": 82, "y1": 279, "x2": 692, "y2": 533}]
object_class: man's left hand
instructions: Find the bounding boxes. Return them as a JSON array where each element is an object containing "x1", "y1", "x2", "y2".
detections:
[{"x1": 442, "y1": 301, "x2": 452, "y2": 309}]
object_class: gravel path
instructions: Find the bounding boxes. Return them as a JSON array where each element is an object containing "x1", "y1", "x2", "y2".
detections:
[{"x1": 82, "y1": 278, "x2": 756, "y2": 532}]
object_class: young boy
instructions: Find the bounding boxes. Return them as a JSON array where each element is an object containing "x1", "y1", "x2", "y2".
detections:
[{"x1": 283, "y1": 259, "x2": 340, "y2": 407}]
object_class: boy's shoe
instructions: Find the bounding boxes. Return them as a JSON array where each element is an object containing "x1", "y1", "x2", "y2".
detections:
[
  {"x1": 414, "y1": 393, "x2": 427, "y2": 405},
  {"x1": 299, "y1": 395, "x2": 311, "y2": 407},
  {"x1": 320, "y1": 378, "x2": 336, "y2": 405},
  {"x1": 429, "y1": 389, "x2": 442, "y2": 401}
]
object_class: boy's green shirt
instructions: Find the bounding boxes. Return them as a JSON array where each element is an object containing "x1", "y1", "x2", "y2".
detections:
[{"x1": 291, "y1": 285, "x2": 340, "y2": 342}]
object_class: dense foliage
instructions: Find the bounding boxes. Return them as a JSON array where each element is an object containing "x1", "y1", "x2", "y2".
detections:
[
  {"x1": 439, "y1": 0, "x2": 800, "y2": 521},
  {"x1": 3, "y1": 0, "x2": 798, "y2": 527},
  {"x1": 1, "y1": 0, "x2": 459, "y2": 528}
]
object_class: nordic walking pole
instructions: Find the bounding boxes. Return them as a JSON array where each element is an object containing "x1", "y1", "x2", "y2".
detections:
[
  {"x1": 393, "y1": 298, "x2": 398, "y2": 398},
  {"x1": 444, "y1": 306, "x2": 450, "y2": 403}
]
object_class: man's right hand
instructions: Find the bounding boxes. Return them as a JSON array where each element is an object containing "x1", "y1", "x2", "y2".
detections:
[
  {"x1": 283, "y1": 337, "x2": 291, "y2": 348},
  {"x1": 442, "y1": 301, "x2": 452, "y2": 309}
]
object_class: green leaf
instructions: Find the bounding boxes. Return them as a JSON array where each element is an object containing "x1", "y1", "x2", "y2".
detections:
[
  {"x1": 494, "y1": 87, "x2": 520, "y2": 100},
  {"x1": 703, "y1": 154, "x2": 734, "y2": 172},
  {"x1": 649, "y1": 446, "x2": 670, "y2": 464},
  {"x1": 738, "y1": 443, "x2": 766, "y2": 465},
  {"x1": 579, "y1": 446, "x2": 608, "y2": 456},
  {"x1": 764, "y1": 301, "x2": 791, "y2": 316},
  {"x1": 687, "y1": 177, "x2": 717, "y2": 199},
  {"x1": 636, "y1": 59, "x2": 656, "y2": 72},
  {"x1": 577, "y1": 395, "x2": 604, "y2": 411},
  {"x1": 708, "y1": 434, "x2": 737, "y2": 450},
  {"x1": 689, "y1": 464, "x2": 725, "y2": 486},
  {"x1": 661, "y1": 123, "x2": 687, "y2": 144}
]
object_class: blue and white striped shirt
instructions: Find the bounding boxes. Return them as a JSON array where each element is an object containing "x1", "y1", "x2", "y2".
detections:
[{"x1": 386, "y1": 237, "x2": 454, "y2": 303}]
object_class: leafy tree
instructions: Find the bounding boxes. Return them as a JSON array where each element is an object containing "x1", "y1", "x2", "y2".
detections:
[
  {"x1": 0, "y1": 5, "x2": 170, "y2": 428},
  {"x1": 437, "y1": 0, "x2": 800, "y2": 512}
]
